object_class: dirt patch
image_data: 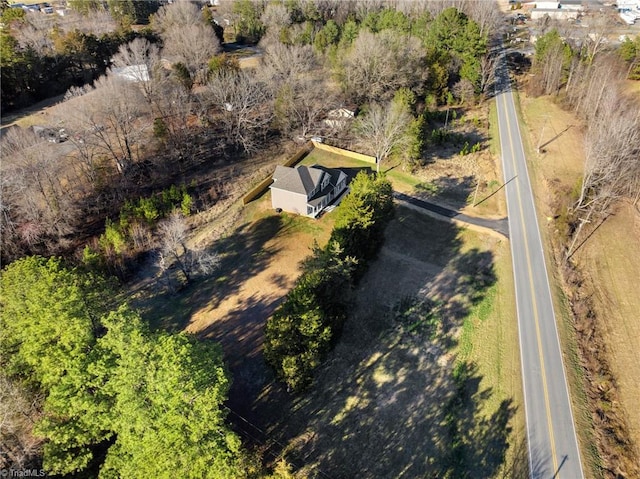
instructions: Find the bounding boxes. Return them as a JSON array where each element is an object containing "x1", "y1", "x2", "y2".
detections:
[{"x1": 187, "y1": 200, "x2": 333, "y2": 337}]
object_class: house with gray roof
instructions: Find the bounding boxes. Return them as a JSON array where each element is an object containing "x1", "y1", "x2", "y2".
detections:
[{"x1": 270, "y1": 165, "x2": 348, "y2": 217}]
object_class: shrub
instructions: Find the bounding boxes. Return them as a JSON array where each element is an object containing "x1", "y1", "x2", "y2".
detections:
[{"x1": 265, "y1": 173, "x2": 394, "y2": 391}]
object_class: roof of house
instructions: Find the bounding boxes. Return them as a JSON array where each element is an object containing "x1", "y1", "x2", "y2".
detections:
[
  {"x1": 308, "y1": 166, "x2": 347, "y2": 206},
  {"x1": 272, "y1": 165, "x2": 325, "y2": 196},
  {"x1": 111, "y1": 64, "x2": 149, "y2": 82}
]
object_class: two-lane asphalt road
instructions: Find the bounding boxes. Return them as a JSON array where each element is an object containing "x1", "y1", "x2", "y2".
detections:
[{"x1": 495, "y1": 57, "x2": 584, "y2": 479}]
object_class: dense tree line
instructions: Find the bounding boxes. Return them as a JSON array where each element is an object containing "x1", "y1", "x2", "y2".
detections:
[
  {"x1": 1, "y1": 1, "x2": 495, "y2": 269},
  {"x1": 0, "y1": 6, "x2": 138, "y2": 110},
  {"x1": 0, "y1": 256, "x2": 247, "y2": 477},
  {"x1": 264, "y1": 172, "x2": 394, "y2": 391}
]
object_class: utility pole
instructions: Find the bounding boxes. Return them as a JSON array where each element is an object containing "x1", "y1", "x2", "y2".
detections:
[{"x1": 537, "y1": 114, "x2": 549, "y2": 153}]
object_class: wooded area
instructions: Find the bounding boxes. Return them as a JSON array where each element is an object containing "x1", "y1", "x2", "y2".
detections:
[
  {"x1": 0, "y1": 2, "x2": 502, "y2": 474},
  {"x1": 3, "y1": 0, "x2": 639, "y2": 476},
  {"x1": 529, "y1": 28, "x2": 640, "y2": 257}
]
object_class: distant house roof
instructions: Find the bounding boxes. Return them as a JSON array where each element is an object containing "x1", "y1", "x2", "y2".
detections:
[
  {"x1": 327, "y1": 107, "x2": 356, "y2": 119},
  {"x1": 272, "y1": 165, "x2": 324, "y2": 196},
  {"x1": 111, "y1": 64, "x2": 149, "y2": 82}
]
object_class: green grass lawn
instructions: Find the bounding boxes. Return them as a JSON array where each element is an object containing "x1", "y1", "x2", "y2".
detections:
[{"x1": 301, "y1": 147, "x2": 427, "y2": 193}]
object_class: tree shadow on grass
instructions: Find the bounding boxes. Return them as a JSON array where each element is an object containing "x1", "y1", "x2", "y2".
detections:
[
  {"x1": 239, "y1": 208, "x2": 518, "y2": 478},
  {"x1": 440, "y1": 361, "x2": 518, "y2": 479},
  {"x1": 199, "y1": 292, "x2": 283, "y2": 424},
  {"x1": 136, "y1": 215, "x2": 284, "y2": 332},
  {"x1": 414, "y1": 174, "x2": 476, "y2": 212}
]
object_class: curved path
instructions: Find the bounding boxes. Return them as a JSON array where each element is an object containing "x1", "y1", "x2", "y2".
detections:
[{"x1": 496, "y1": 53, "x2": 584, "y2": 479}]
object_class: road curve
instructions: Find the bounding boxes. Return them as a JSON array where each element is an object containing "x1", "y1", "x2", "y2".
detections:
[{"x1": 495, "y1": 55, "x2": 584, "y2": 479}]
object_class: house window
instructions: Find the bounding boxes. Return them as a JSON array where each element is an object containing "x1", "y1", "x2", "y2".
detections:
[{"x1": 307, "y1": 206, "x2": 313, "y2": 215}]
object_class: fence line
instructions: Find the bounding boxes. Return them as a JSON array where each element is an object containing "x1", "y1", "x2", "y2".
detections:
[
  {"x1": 311, "y1": 140, "x2": 376, "y2": 164},
  {"x1": 241, "y1": 142, "x2": 313, "y2": 205}
]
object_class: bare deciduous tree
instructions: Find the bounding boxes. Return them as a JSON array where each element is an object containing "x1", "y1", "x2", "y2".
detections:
[
  {"x1": 0, "y1": 375, "x2": 43, "y2": 470},
  {"x1": 57, "y1": 9, "x2": 117, "y2": 35},
  {"x1": 58, "y1": 74, "x2": 149, "y2": 176},
  {"x1": 355, "y1": 101, "x2": 412, "y2": 173},
  {"x1": 568, "y1": 93, "x2": 640, "y2": 257},
  {"x1": 259, "y1": 42, "x2": 316, "y2": 88},
  {"x1": 153, "y1": 79, "x2": 198, "y2": 159},
  {"x1": 479, "y1": 52, "x2": 498, "y2": 95},
  {"x1": 314, "y1": 0, "x2": 357, "y2": 24},
  {"x1": 157, "y1": 212, "x2": 219, "y2": 288},
  {"x1": 274, "y1": 77, "x2": 331, "y2": 139},
  {"x1": 354, "y1": 0, "x2": 385, "y2": 20},
  {"x1": 110, "y1": 38, "x2": 163, "y2": 103},
  {"x1": 158, "y1": 211, "x2": 191, "y2": 283},
  {"x1": 259, "y1": 3, "x2": 291, "y2": 45},
  {"x1": 452, "y1": 79, "x2": 476, "y2": 105},
  {"x1": 151, "y1": 0, "x2": 202, "y2": 33},
  {"x1": 583, "y1": 14, "x2": 616, "y2": 64},
  {"x1": 569, "y1": 55, "x2": 626, "y2": 123},
  {"x1": 14, "y1": 22, "x2": 53, "y2": 55},
  {"x1": 540, "y1": 40, "x2": 569, "y2": 95},
  {"x1": 204, "y1": 70, "x2": 273, "y2": 154},
  {"x1": 466, "y1": 0, "x2": 502, "y2": 36},
  {"x1": 341, "y1": 30, "x2": 427, "y2": 103},
  {"x1": 162, "y1": 23, "x2": 221, "y2": 85},
  {"x1": 1, "y1": 127, "x2": 79, "y2": 257},
  {"x1": 150, "y1": 1, "x2": 221, "y2": 85},
  {"x1": 109, "y1": 38, "x2": 197, "y2": 157}
]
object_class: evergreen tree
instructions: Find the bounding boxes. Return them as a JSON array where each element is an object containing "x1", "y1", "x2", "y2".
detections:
[
  {"x1": 1, "y1": 257, "x2": 116, "y2": 473},
  {"x1": 330, "y1": 171, "x2": 394, "y2": 265},
  {"x1": 426, "y1": 7, "x2": 487, "y2": 93},
  {"x1": 619, "y1": 36, "x2": 640, "y2": 79},
  {"x1": 233, "y1": 0, "x2": 264, "y2": 44},
  {"x1": 98, "y1": 308, "x2": 243, "y2": 479},
  {"x1": 265, "y1": 174, "x2": 394, "y2": 391},
  {"x1": 1, "y1": 257, "x2": 245, "y2": 477}
]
